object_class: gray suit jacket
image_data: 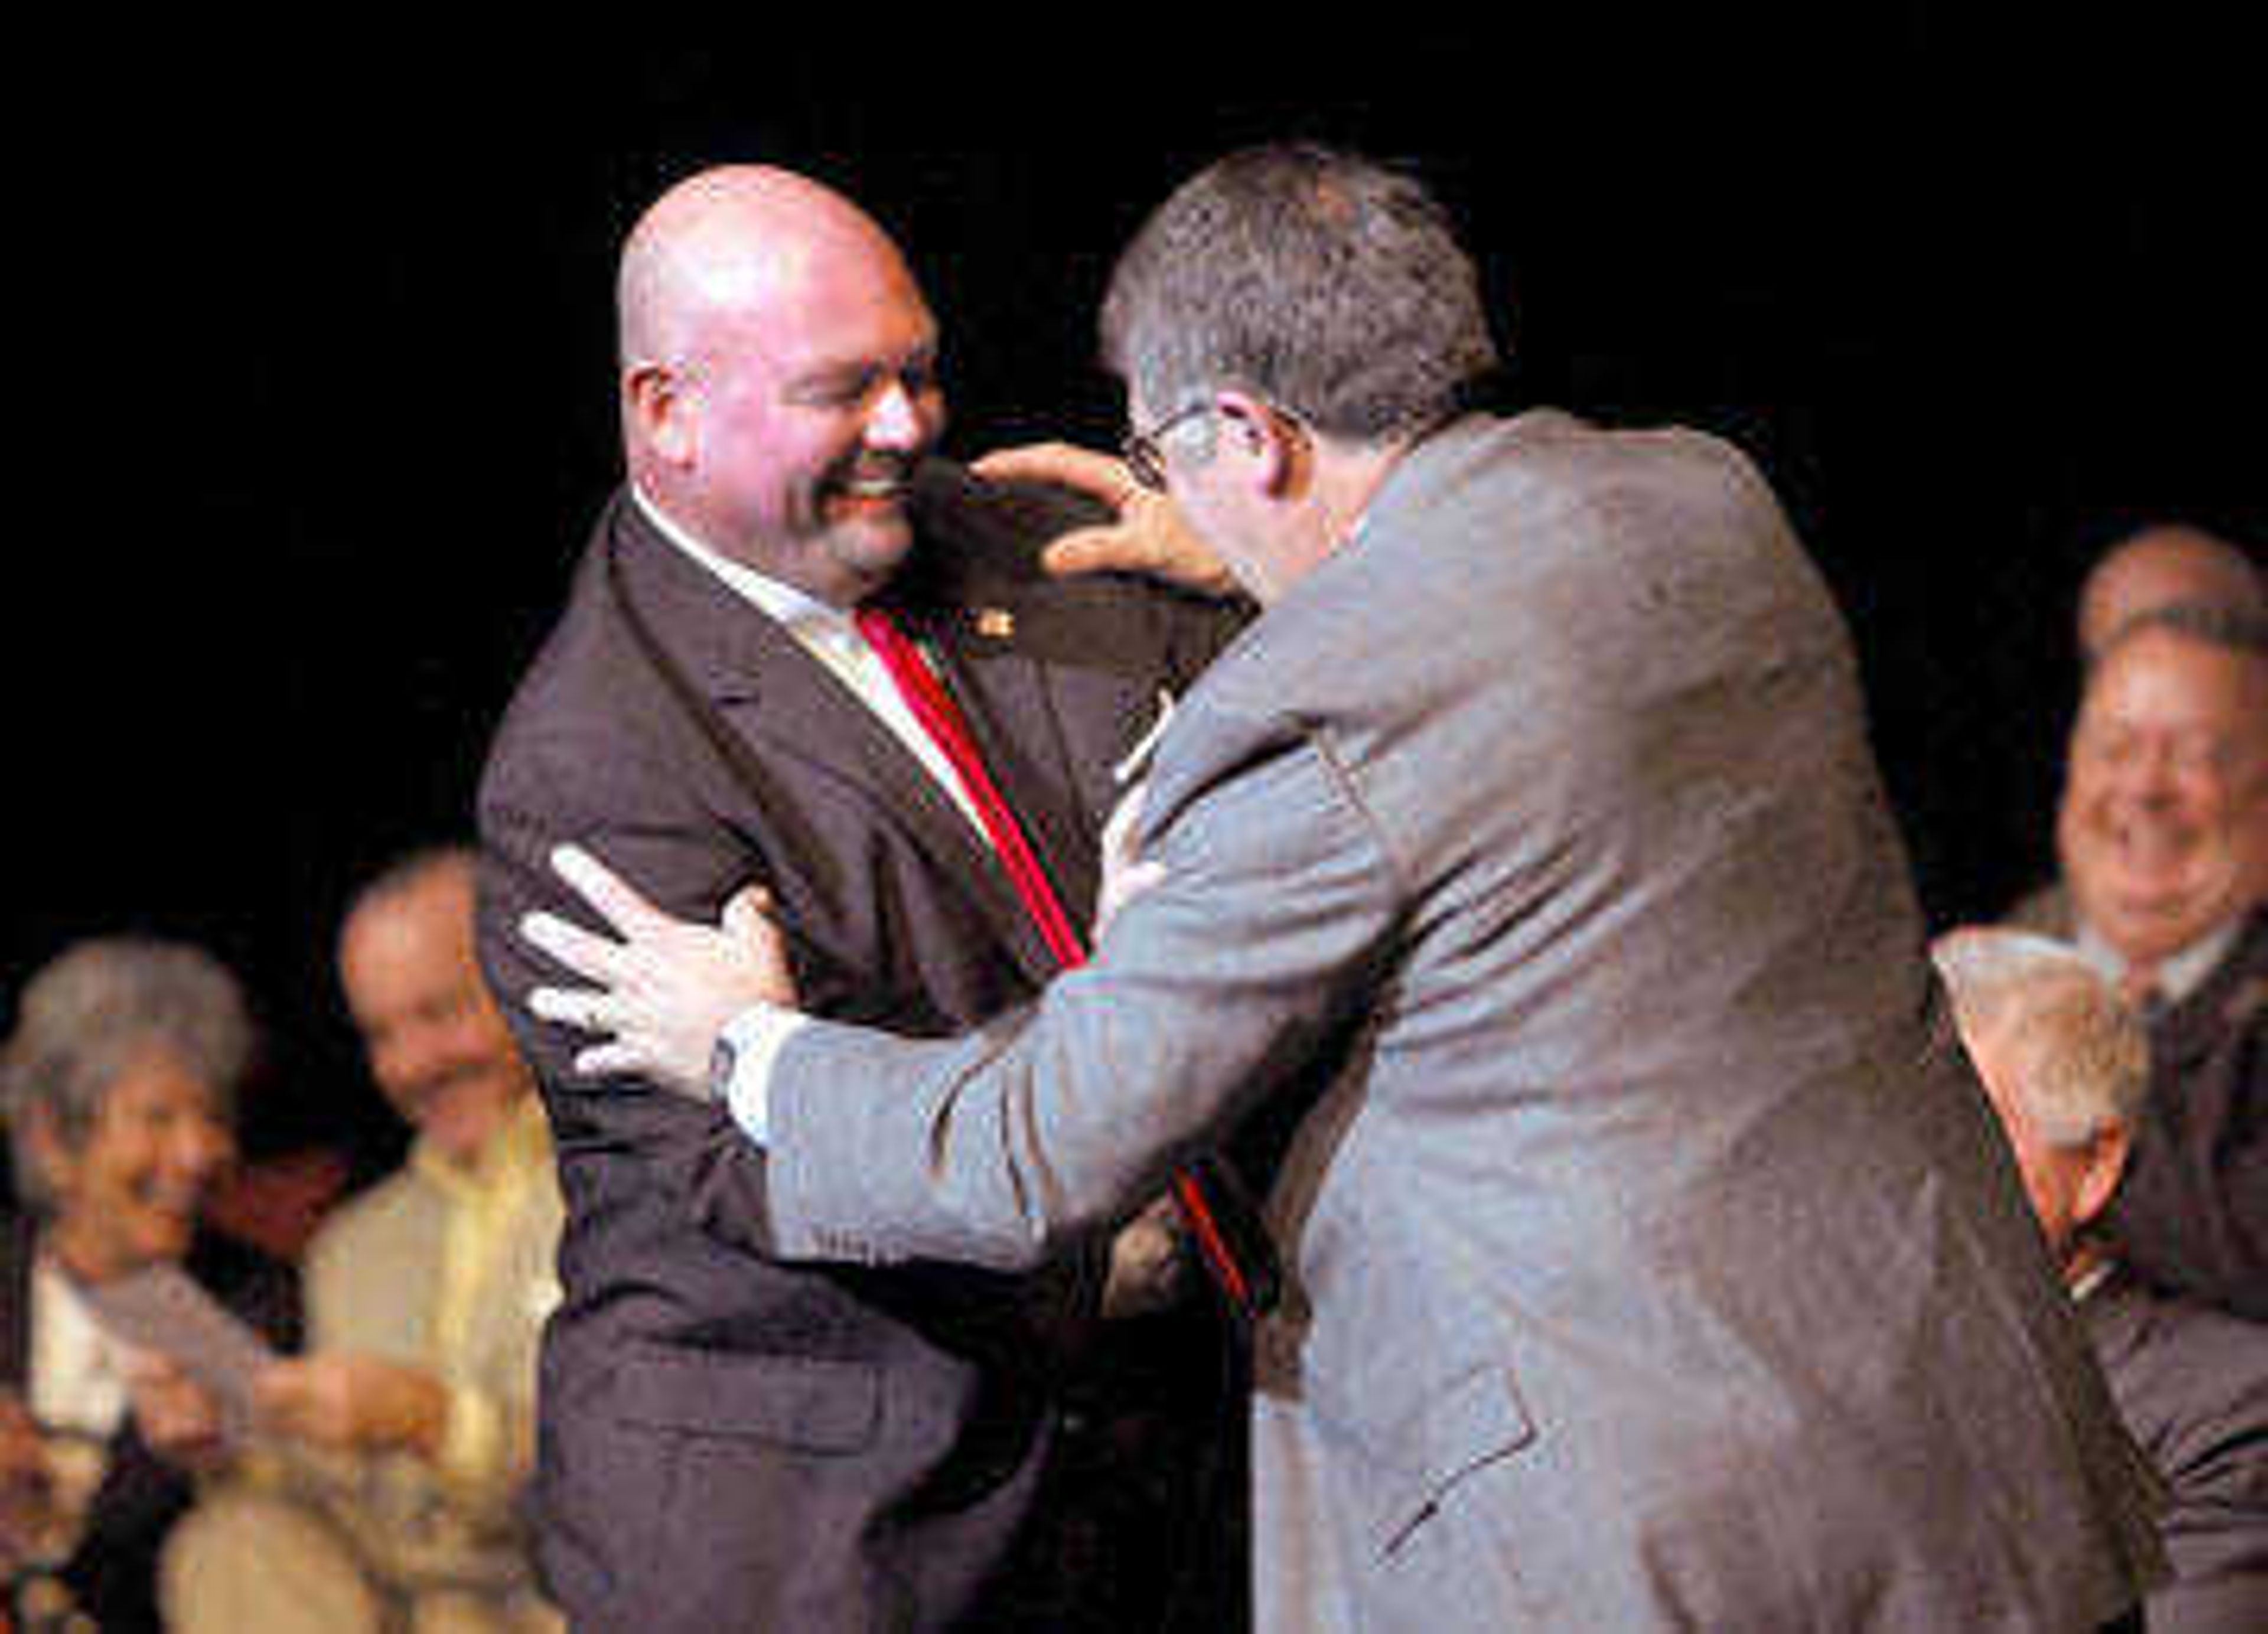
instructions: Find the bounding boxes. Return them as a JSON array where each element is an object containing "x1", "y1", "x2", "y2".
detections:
[{"x1": 759, "y1": 413, "x2": 2165, "y2": 1629}]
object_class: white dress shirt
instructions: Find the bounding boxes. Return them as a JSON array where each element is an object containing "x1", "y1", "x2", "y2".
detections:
[
  {"x1": 28, "y1": 1254, "x2": 133, "y2": 1439},
  {"x1": 632, "y1": 487, "x2": 990, "y2": 837},
  {"x1": 633, "y1": 488, "x2": 1171, "y2": 1144},
  {"x1": 2072, "y1": 915, "x2": 2243, "y2": 1007}
]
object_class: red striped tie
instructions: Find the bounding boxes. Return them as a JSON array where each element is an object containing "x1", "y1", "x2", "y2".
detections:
[
  {"x1": 854, "y1": 606, "x2": 1087, "y2": 967},
  {"x1": 853, "y1": 605, "x2": 1271, "y2": 1318}
]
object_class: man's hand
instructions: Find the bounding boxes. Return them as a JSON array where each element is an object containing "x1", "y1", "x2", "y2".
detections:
[
  {"x1": 255, "y1": 1353, "x2": 447, "y2": 1459},
  {"x1": 122, "y1": 1352, "x2": 232, "y2": 1475},
  {"x1": 519, "y1": 844, "x2": 796, "y2": 1097},
  {"x1": 1100, "y1": 1193, "x2": 1192, "y2": 1320},
  {"x1": 1094, "y1": 778, "x2": 1166, "y2": 940},
  {"x1": 974, "y1": 443, "x2": 1237, "y2": 596}
]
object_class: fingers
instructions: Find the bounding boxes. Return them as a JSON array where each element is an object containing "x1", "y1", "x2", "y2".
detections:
[
  {"x1": 720, "y1": 885, "x2": 777, "y2": 943},
  {"x1": 571, "y1": 1041, "x2": 652, "y2": 1080},
  {"x1": 1037, "y1": 500, "x2": 1238, "y2": 595},
  {"x1": 1102, "y1": 777, "x2": 1149, "y2": 852},
  {"x1": 972, "y1": 441, "x2": 1136, "y2": 508},
  {"x1": 527, "y1": 981, "x2": 617, "y2": 1035},
  {"x1": 1040, "y1": 526, "x2": 1153, "y2": 579},
  {"x1": 520, "y1": 908, "x2": 633, "y2": 987},
  {"x1": 550, "y1": 843, "x2": 669, "y2": 938},
  {"x1": 1117, "y1": 862, "x2": 1168, "y2": 900}
]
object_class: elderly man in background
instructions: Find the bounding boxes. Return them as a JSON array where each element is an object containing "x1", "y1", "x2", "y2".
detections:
[
  {"x1": 2075, "y1": 524, "x2": 2264, "y2": 664},
  {"x1": 2008, "y1": 604, "x2": 2268, "y2": 1319},
  {"x1": 1937, "y1": 926, "x2": 2268, "y2": 1632},
  {"x1": 0, "y1": 936, "x2": 298, "y2": 1632},
  {"x1": 170, "y1": 847, "x2": 563, "y2": 1632},
  {"x1": 2009, "y1": 524, "x2": 2262, "y2": 926}
]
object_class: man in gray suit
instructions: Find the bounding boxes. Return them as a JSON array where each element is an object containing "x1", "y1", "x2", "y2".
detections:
[{"x1": 521, "y1": 145, "x2": 2163, "y2": 1629}]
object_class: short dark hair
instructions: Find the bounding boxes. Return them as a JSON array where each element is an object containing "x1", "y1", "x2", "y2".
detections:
[{"x1": 1100, "y1": 143, "x2": 1500, "y2": 443}]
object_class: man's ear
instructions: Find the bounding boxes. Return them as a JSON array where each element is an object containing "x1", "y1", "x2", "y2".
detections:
[
  {"x1": 624, "y1": 363, "x2": 698, "y2": 468},
  {"x1": 1212, "y1": 390, "x2": 1306, "y2": 497}
]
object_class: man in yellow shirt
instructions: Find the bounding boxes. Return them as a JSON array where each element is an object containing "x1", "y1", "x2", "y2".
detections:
[{"x1": 168, "y1": 848, "x2": 563, "y2": 1633}]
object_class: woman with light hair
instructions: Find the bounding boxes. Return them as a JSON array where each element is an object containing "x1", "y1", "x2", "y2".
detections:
[{"x1": 0, "y1": 936, "x2": 298, "y2": 1632}]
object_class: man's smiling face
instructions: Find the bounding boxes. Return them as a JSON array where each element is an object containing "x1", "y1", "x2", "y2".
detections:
[{"x1": 2059, "y1": 623, "x2": 2268, "y2": 967}]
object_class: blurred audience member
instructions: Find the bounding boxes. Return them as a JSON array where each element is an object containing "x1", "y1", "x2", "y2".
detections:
[
  {"x1": 1936, "y1": 927, "x2": 2268, "y2": 1632},
  {"x1": 0, "y1": 935, "x2": 298, "y2": 1632},
  {"x1": 2077, "y1": 524, "x2": 2265, "y2": 664},
  {"x1": 2012, "y1": 526, "x2": 2263, "y2": 929},
  {"x1": 169, "y1": 847, "x2": 563, "y2": 1633},
  {"x1": 2007, "y1": 605, "x2": 2267, "y2": 1319}
]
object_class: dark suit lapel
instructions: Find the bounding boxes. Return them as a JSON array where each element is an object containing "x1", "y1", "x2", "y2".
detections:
[
  {"x1": 2077, "y1": 1267, "x2": 2151, "y2": 1377},
  {"x1": 2152, "y1": 908, "x2": 2268, "y2": 1071},
  {"x1": 922, "y1": 615, "x2": 1102, "y2": 941},
  {"x1": 605, "y1": 499, "x2": 1065, "y2": 987}
]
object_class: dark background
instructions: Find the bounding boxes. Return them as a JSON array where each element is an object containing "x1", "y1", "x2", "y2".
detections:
[{"x1": 12, "y1": 11, "x2": 2262, "y2": 1166}]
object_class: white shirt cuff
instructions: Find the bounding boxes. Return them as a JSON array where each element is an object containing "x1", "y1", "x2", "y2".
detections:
[{"x1": 717, "y1": 1003, "x2": 809, "y2": 1144}]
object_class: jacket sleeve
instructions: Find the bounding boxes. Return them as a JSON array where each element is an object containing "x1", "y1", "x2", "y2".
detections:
[
  {"x1": 478, "y1": 718, "x2": 790, "y2": 1264},
  {"x1": 763, "y1": 709, "x2": 1404, "y2": 1269}
]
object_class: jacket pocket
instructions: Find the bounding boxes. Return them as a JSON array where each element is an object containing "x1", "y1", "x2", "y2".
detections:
[
  {"x1": 610, "y1": 1344, "x2": 881, "y2": 1453},
  {"x1": 1348, "y1": 1362, "x2": 1538, "y2": 1560}
]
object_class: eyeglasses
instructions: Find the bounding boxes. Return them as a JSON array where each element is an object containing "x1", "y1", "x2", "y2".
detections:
[{"x1": 1121, "y1": 401, "x2": 1213, "y2": 492}]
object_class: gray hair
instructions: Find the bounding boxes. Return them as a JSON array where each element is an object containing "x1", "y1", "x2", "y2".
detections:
[
  {"x1": 1099, "y1": 143, "x2": 1500, "y2": 444},
  {"x1": 1930, "y1": 928, "x2": 2149, "y2": 1149},
  {"x1": 0, "y1": 937, "x2": 253, "y2": 1211}
]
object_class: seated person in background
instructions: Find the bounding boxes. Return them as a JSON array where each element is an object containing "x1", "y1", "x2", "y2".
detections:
[
  {"x1": 2005, "y1": 602, "x2": 2268, "y2": 1319},
  {"x1": 169, "y1": 847, "x2": 563, "y2": 1633},
  {"x1": 2075, "y1": 524, "x2": 2265, "y2": 666},
  {"x1": 2009, "y1": 523, "x2": 2264, "y2": 931},
  {"x1": 1935, "y1": 926, "x2": 2268, "y2": 1633},
  {"x1": 0, "y1": 935, "x2": 299, "y2": 1632}
]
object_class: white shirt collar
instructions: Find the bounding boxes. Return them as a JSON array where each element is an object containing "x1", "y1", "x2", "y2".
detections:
[
  {"x1": 630, "y1": 485, "x2": 988, "y2": 837},
  {"x1": 631, "y1": 485, "x2": 854, "y2": 640},
  {"x1": 2073, "y1": 915, "x2": 2243, "y2": 1007}
]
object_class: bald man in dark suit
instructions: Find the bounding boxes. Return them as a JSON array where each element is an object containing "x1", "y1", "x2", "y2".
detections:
[{"x1": 477, "y1": 167, "x2": 1244, "y2": 1633}]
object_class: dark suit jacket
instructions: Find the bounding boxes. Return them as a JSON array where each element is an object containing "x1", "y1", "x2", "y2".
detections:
[
  {"x1": 2084, "y1": 1265, "x2": 2268, "y2": 1632},
  {"x1": 475, "y1": 467, "x2": 1243, "y2": 1633},
  {"x1": 2106, "y1": 908, "x2": 2268, "y2": 1322},
  {"x1": 1, "y1": 1212, "x2": 299, "y2": 1633}
]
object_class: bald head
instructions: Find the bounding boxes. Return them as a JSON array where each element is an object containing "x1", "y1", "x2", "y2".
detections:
[
  {"x1": 609, "y1": 164, "x2": 943, "y2": 604},
  {"x1": 2077, "y1": 524, "x2": 2264, "y2": 661},
  {"x1": 617, "y1": 166, "x2": 905, "y2": 372}
]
